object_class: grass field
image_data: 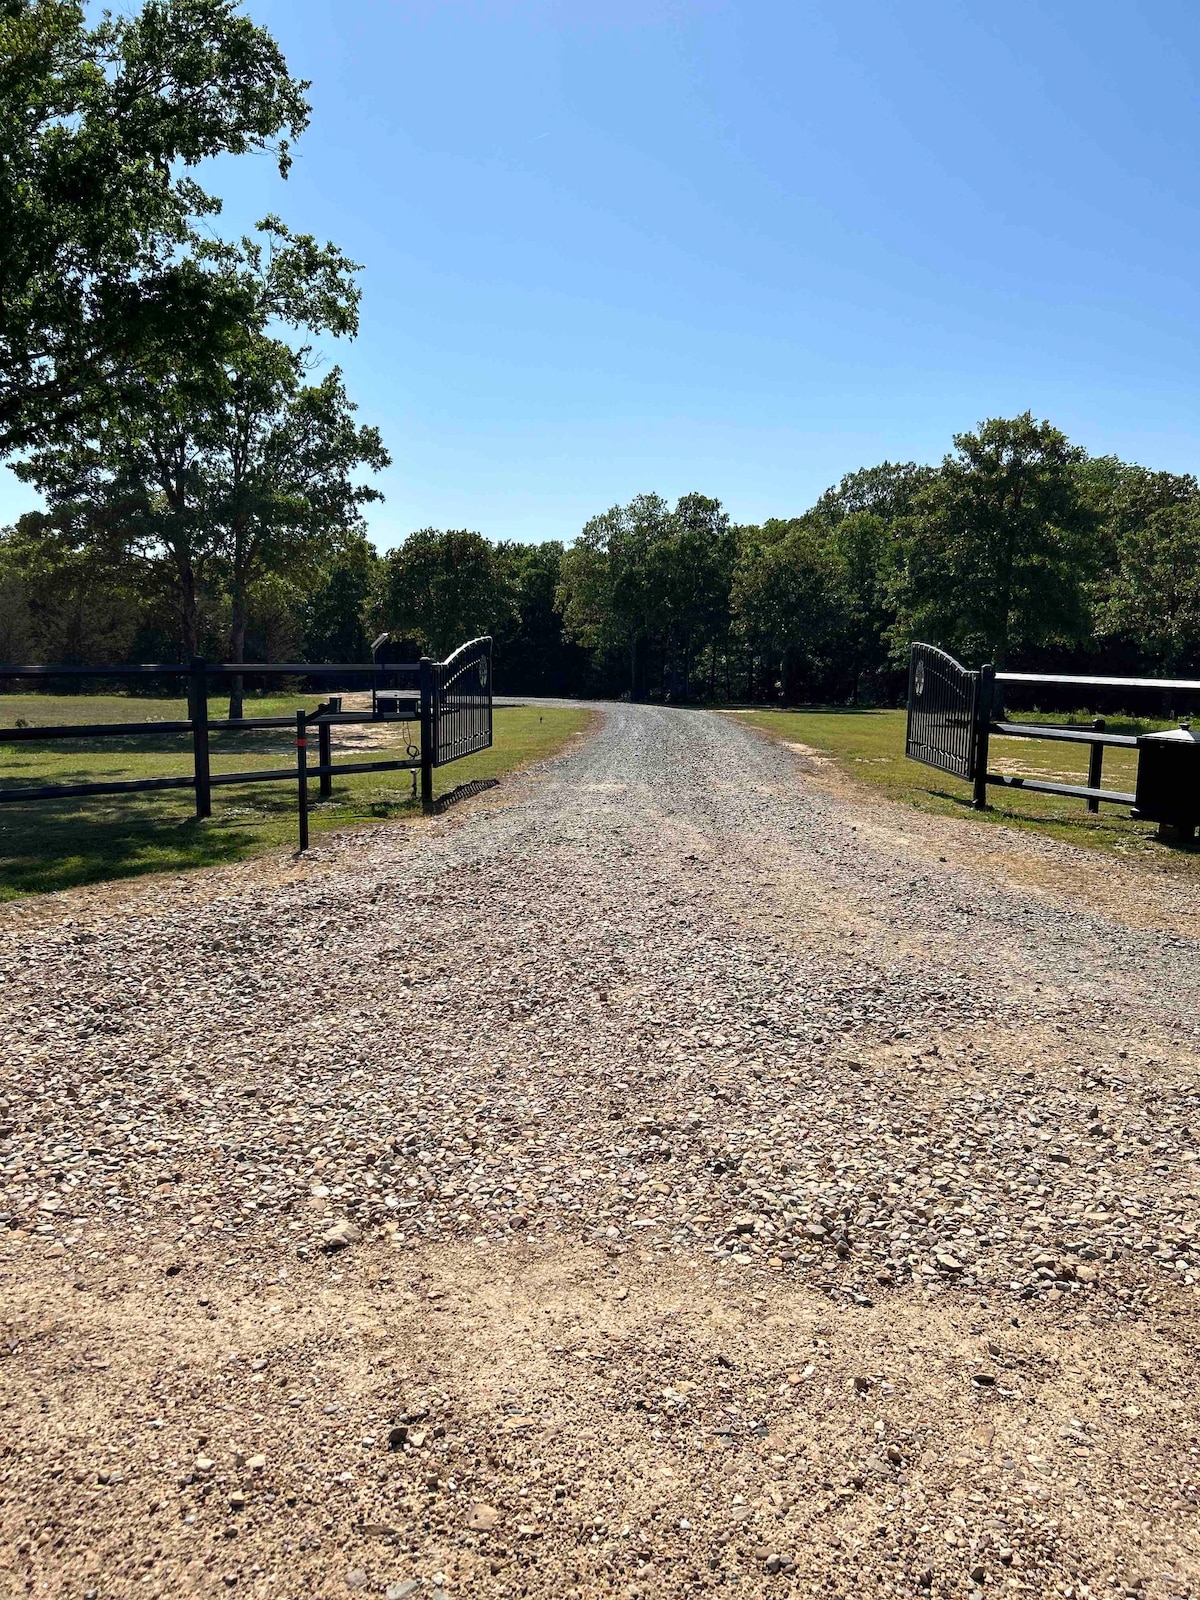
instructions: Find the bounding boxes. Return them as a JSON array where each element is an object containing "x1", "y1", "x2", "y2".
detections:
[
  {"x1": 739, "y1": 705, "x2": 1200, "y2": 869},
  {"x1": 0, "y1": 693, "x2": 589, "y2": 901}
]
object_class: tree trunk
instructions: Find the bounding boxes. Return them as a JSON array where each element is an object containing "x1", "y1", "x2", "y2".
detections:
[
  {"x1": 228, "y1": 582, "x2": 248, "y2": 721},
  {"x1": 176, "y1": 559, "x2": 199, "y2": 662}
]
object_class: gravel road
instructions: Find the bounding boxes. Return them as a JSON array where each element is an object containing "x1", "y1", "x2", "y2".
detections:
[{"x1": 2, "y1": 703, "x2": 1199, "y2": 1600}]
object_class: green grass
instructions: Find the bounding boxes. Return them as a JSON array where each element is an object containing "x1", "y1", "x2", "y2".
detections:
[
  {"x1": 0, "y1": 693, "x2": 590, "y2": 901},
  {"x1": 737, "y1": 705, "x2": 1200, "y2": 870}
]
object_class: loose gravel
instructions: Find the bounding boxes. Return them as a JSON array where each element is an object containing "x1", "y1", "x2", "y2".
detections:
[{"x1": 2, "y1": 703, "x2": 1199, "y2": 1600}]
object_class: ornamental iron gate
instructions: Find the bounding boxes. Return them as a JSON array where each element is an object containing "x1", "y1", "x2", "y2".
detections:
[
  {"x1": 426, "y1": 636, "x2": 493, "y2": 769},
  {"x1": 905, "y1": 642, "x2": 981, "y2": 783}
]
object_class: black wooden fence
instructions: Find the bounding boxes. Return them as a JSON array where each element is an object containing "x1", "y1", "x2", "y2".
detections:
[{"x1": 0, "y1": 638, "x2": 493, "y2": 849}]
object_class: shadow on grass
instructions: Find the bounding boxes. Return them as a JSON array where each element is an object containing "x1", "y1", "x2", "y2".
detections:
[{"x1": 0, "y1": 801, "x2": 263, "y2": 899}]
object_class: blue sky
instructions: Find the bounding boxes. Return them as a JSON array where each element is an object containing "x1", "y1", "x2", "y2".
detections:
[{"x1": 10, "y1": 0, "x2": 1200, "y2": 546}]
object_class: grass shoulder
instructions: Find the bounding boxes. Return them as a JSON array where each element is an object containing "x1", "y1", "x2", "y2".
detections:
[
  {"x1": 0, "y1": 696, "x2": 592, "y2": 902},
  {"x1": 736, "y1": 705, "x2": 1200, "y2": 874}
]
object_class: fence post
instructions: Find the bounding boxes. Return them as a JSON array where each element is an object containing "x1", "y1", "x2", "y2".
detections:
[
  {"x1": 318, "y1": 714, "x2": 332, "y2": 800},
  {"x1": 1087, "y1": 717, "x2": 1105, "y2": 812},
  {"x1": 189, "y1": 657, "x2": 211, "y2": 820},
  {"x1": 419, "y1": 656, "x2": 435, "y2": 814},
  {"x1": 973, "y1": 663, "x2": 994, "y2": 810},
  {"x1": 296, "y1": 708, "x2": 309, "y2": 852}
]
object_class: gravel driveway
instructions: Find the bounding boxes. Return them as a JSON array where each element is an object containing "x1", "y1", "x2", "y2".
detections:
[{"x1": 2, "y1": 703, "x2": 1199, "y2": 1600}]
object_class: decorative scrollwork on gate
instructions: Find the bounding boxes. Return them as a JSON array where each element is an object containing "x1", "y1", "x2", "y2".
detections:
[
  {"x1": 431, "y1": 637, "x2": 493, "y2": 767},
  {"x1": 905, "y1": 642, "x2": 979, "y2": 781}
]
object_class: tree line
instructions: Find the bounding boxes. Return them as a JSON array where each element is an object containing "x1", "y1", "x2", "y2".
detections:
[
  {"x1": 2, "y1": 5, "x2": 1196, "y2": 706},
  {"x1": 6, "y1": 410, "x2": 1198, "y2": 703},
  {"x1": 381, "y1": 414, "x2": 1200, "y2": 699}
]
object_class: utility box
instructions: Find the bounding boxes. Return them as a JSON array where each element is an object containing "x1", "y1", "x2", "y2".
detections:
[{"x1": 1134, "y1": 726, "x2": 1200, "y2": 836}]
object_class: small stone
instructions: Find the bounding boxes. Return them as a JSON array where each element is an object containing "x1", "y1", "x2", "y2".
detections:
[
  {"x1": 346, "y1": 1573, "x2": 368, "y2": 1590},
  {"x1": 246, "y1": 1454, "x2": 266, "y2": 1472},
  {"x1": 195, "y1": 1457, "x2": 215, "y2": 1475},
  {"x1": 970, "y1": 1566, "x2": 986, "y2": 1584},
  {"x1": 388, "y1": 1426, "x2": 407, "y2": 1450},
  {"x1": 986, "y1": 1338, "x2": 1001, "y2": 1357},
  {"x1": 407, "y1": 1428, "x2": 426, "y2": 1449},
  {"x1": 972, "y1": 1369, "x2": 997, "y2": 1386},
  {"x1": 322, "y1": 1220, "x2": 362, "y2": 1252},
  {"x1": 229, "y1": 1492, "x2": 246, "y2": 1511},
  {"x1": 467, "y1": 1503, "x2": 501, "y2": 1531},
  {"x1": 853, "y1": 1375, "x2": 870, "y2": 1393},
  {"x1": 386, "y1": 1584, "x2": 422, "y2": 1600}
]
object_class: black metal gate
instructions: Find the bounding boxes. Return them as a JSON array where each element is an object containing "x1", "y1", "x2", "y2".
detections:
[
  {"x1": 906, "y1": 642, "x2": 979, "y2": 782},
  {"x1": 417, "y1": 636, "x2": 493, "y2": 806}
]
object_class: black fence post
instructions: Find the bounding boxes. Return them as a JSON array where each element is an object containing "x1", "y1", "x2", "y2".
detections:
[
  {"x1": 189, "y1": 657, "x2": 211, "y2": 820},
  {"x1": 419, "y1": 656, "x2": 435, "y2": 814},
  {"x1": 296, "y1": 708, "x2": 309, "y2": 852},
  {"x1": 1087, "y1": 717, "x2": 1106, "y2": 812},
  {"x1": 318, "y1": 715, "x2": 332, "y2": 800},
  {"x1": 973, "y1": 663, "x2": 994, "y2": 811}
]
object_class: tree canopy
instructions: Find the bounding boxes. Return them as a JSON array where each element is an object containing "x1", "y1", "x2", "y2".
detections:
[{"x1": 1, "y1": 0, "x2": 310, "y2": 458}]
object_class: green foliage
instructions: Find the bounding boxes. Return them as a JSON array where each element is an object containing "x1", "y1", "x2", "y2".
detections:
[
  {"x1": 0, "y1": 516, "x2": 149, "y2": 663},
  {"x1": 14, "y1": 221, "x2": 390, "y2": 711},
  {"x1": 0, "y1": 0, "x2": 310, "y2": 457},
  {"x1": 891, "y1": 413, "x2": 1096, "y2": 666},
  {"x1": 731, "y1": 517, "x2": 837, "y2": 697},
  {"x1": 492, "y1": 541, "x2": 587, "y2": 693},
  {"x1": 556, "y1": 492, "x2": 735, "y2": 697},
  {"x1": 1097, "y1": 499, "x2": 1200, "y2": 673},
  {"x1": 301, "y1": 535, "x2": 380, "y2": 663},
  {"x1": 373, "y1": 528, "x2": 515, "y2": 658}
]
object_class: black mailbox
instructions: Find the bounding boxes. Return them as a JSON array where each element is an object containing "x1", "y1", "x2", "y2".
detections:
[{"x1": 1134, "y1": 725, "x2": 1200, "y2": 833}]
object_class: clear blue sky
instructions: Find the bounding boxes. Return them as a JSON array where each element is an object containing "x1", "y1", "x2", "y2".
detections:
[{"x1": 10, "y1": 0, "x2": 1200, "y2": 547}]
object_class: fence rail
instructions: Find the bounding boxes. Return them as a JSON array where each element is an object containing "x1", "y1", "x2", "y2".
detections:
[{"x1": 0, "y1": 638, "x2": 493, "y2": 848}]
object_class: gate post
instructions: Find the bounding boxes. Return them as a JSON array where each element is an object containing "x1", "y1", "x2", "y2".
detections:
[
  {"x1": 973, "y1": 664, "x2": 994, "y2": 811},
  {"x1": 189, "y1": 657, "x2": 211, "y2": 821},
  {"x1": 1087, "y1": 718, "x2": 1105, "y2": 812},
  {"x1": 318, "y1": 715, "x2": 333, "y2": 800},
  {"x1": 419, "y1": 656, "x2": 435, "y2": 814},
  {"x1": 296, "y1": 708, "x2": 310, "y2": 852}
]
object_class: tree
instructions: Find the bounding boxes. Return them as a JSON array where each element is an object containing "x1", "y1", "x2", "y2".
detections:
[
  {"x1": 731, "y1": 518, "x2": 839, "y2": 701},
  {"x1": 826, "y1": 511, "x2": 895, "y2": 700},
  {"x1": 0, "y1": 514, "x2": 147, "y2": 664},
  {"x1": 1097, "y1": 499, "x2": 1200, "y2": 674},
  {"x1": 557, "y1": 494, "x2": 672, "y2": 699},
  {"x1": 0, "y1": 0, "x2": 309, "y2": 459},
  {"x1": 814, "y1": 460, "x2": 936, "y2": 526},
  {"x1": 373, "y1": 529, "x2": 514, "y2": 659},
  {"x1": 557, "y1": 493, "x2": 734, "y2": 699},
  {"x1": 656, "y1": 494, "x2": 736, "y2": 700},
  {"x1": 892, "y1": 414, "x2": 1096, "y2": 667},
  {"x1": 301, "y1": 534, "x2": 380, "y2": 663},
  {"x1": 16, "y1": 222, "x2": 388, "y2": 713},
  {"x1": 493, "y1": 541, "x2": 588, "y2": 694}
]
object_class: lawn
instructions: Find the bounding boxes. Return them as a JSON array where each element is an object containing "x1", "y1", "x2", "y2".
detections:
[
  {"x1": 0, "y1": 693, "x2": 590, "y2": 901},
  {"x1": 737, "y1": 705, "x2": 1200, "y2": 870}
]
